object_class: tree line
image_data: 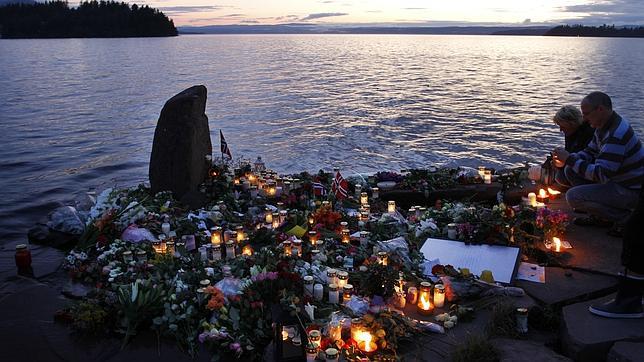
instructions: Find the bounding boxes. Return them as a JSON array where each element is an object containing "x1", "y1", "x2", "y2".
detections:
[
  {"x1": 0, "y1": 1, "x2": 177, "y2": 38},
  {"x1": 545, "y1": 24, "x2": 644, "y2": 38}
]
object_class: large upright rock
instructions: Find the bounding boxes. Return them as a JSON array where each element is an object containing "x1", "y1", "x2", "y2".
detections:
[{"x1": 149, "y1": 85, "x2": 212, "y2": 206}]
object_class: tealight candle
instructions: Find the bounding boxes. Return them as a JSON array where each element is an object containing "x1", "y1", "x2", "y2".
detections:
[
  {"x1": 265, "y1": 208, "x2": 273, "y2": 224},
  {"x1": 547, "y1": 187, "x2": 561, "y2": 200},
  {"x1": 235, "y1": 226, "x2": 245, "y2": 242},
  {"x1": 433, "y1": 284, "x2": 445, "y2": 308},
  {"x1": 242, "y1": 245, "x2": 253, "y2": 256},
  {"x1": 528, "y1": 192, "x2": 537, "y2": 207},
  {"x1": 388, "y1": 200, "x2": 396, "y2": 214},
  {"x1": 357, "y1": 331, "x2": 377, "y2": 354}
]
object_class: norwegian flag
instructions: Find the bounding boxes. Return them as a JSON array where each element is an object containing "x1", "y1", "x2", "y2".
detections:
[
  {"x1": 220, "y1": 130, "x2": 232, "y2": 159},
  {"x1": 331, "y1": 171, "x2": 349, "y2": 200},
  {"x1": 312, "y1": 182, "x2": 327, "y2": 197}
]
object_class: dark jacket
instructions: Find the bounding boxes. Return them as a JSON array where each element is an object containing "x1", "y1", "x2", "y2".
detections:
[{"x1": 565, "y1": 122, "x2": 594, "y2": 153}]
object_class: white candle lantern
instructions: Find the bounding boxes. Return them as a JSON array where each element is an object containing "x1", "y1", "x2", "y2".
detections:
[
  {"x1": 360, "y1": 192, "x2": 368, "y2": 206},
  {"x1": 528, "y1": 192, "x2": 537, "y2": 207},
  {"x1": 225, "y1": 241, "x2": 235, "y2": 259},
  {"x1": 372, "y1": 187, "x2": 379, "y2": 199},
  {"x1": 433, "y1": 284, "x2": 445, "y2": 308},
  {"x1": 210, "y1": 227, "x2": 222, "y2": 245}
]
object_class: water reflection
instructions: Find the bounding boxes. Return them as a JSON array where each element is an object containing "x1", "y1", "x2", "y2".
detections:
[{"x1": 0, "y1": 34, "x2": 643, "y2": 243}]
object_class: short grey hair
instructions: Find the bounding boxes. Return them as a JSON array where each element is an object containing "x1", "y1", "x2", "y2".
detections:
[
  {"x1": 553, "y1": 105, "x2": 583, "y2": 127},
  {"x1": 583, "y1": 91, "x2": 613, "y2": 110}
]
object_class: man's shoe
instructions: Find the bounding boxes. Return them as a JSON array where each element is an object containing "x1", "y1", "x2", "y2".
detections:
[
  {"x1": 573, "y1": 216, "x2": 612, "y2": 227},
  {"x1": 589, "y1": 296, "x2": 644, "y2": 318}
]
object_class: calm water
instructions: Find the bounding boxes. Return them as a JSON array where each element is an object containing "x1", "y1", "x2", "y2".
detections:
[{"x1": 1, "y1": 34, "x2": 644, "y2": 246}]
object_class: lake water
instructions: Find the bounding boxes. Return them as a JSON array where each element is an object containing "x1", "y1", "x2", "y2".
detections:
[{"x1": 1, "y1": 34, "x2": 644, "y2": 247}]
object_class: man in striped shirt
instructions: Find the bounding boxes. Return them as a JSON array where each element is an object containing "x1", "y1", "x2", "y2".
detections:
[{"x1": 552, "y1": 92, "x2": 644, "y2": 233}]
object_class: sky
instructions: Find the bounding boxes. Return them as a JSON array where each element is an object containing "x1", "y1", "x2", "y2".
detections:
[{"x1": 7, "y1": 0, "x2": 644, "y2": 27}]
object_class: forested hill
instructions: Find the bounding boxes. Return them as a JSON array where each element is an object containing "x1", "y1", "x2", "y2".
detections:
[
  {"x1": 0, "y1": 1, "x2": 177, "y2": 38},
  {"x1": 545, "y1": 24, "x2": 644, "y2": 38}
]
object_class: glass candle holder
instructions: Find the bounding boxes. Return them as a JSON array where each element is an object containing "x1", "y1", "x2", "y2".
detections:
[
  {"x1": 417, "y1": 281, "x2": 434, "y2": 315},
  {"x1": 328, "y1": 283, "x2": 339, "y2": 304},
  {"x1": 325, "y1": 348, "x2": 339, "y2": 362},
  {"x1": 306, "y1": 343, "x2": 318, "y2": 362},
  {"x1": 308, "y1": 330, "x2": 321, "y2": 348},
  {"x1": 242, "y1": 244, "x2": 253, "y2": 256},
  {"x1": 303, "y1": 275, "x2": 314, "y2": 297},
  {"x1": 210, "y1": 227, "x2": 222, "y2": 245},
  {"x1": 372, "y1": 187, "x2": 379, "y2": 199},
  {"x1": 314, "y1": 283, "x2": 324, "y2": 301},
  {"x1": 350, "y1": 318, "x2": 363, "y2": 341},
  {"x1": 326, "y1": 268, "x2": 337, "y2": 285},
  {"x1": 282, "y1": 240, "x2": 292, "y2": 256},
  {"x1": 341, "y1": 229, "x2": 350, "y2": 244},
  {"x1": 516, "y1": 308, "x2": 529, "y2": 333},
  {"x1": 342, "y1": 284, "x2": 354, "y2": 303},
  {"x1": 360, "y1": 192, "x2": 368, "y2": 206},
  {"x1": 122, "y1": 250, "x2": 133, "y2": 263},
  {"x1": 337, "y1": 271, "x2": 349, "y2": 289},
  {"x1": 447, "y1": 223, "x2": 458, "y2": 239},
  {"x1": 212, "y1": 244, "x2": 222, "y2": 261},
  {"x1": 388, "y1": 200, "x2": 396, "y2": 214},
  {"x1": 292, "y1": 239, "x2": 302, "y2": 257},
  {"x1": 308, "y1": 230, "x2": 318, "y2": 246},
  {"x1": 265, "y1": 208, "x2": 273, "y2": 224},
  {"x1": 433, "y1": 284, "x2": 445, "y2": 308},
  {"x1": 136, "y1": 250, "x2": 147, "y2": 263},
  {"x1": 15, "y1": 244, "x2": 32, "y2": 270},
  {"x1": 377, "y1": 251, "x2": 388, "y2": 266}
]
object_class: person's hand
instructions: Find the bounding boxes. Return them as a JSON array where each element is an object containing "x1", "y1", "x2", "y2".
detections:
[{"x1": 552, "y1": 147, "x2": 569, "y2": 168}]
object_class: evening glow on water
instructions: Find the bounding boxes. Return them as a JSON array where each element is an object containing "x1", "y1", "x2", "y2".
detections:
[{"x1": 86, "y1": 0, "x2": 644, "y2": 26}]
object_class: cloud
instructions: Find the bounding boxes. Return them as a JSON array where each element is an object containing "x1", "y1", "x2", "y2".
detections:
[
  {"x1": 523, "y1": 18, "x2": 532, "y2": 24},
  {"x1": 157, "y1": 6, "x2": 222, "y2": 14},
  {"x1": 240, "y1": 19, "x2": 260, "y2": 24},
  {"x1": 300, "y1": 12, "x2": 348, "y2": 21},
  {"x1": 221, "y1": 13, "x2": 245, "y2": 18},
  {"x1": 558, "y1": 0, "x2": 644, "y2": 24}
]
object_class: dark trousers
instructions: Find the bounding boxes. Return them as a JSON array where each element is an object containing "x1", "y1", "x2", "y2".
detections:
[{"x1": 622, "y1": 189, "x2": 644, "y2": 274}]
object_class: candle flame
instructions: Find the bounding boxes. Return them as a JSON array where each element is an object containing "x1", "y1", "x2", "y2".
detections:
[
  {"x1": 539, "y1": 189, "x2": 548, "y2": 198},
  {"x1": 356, "y1": 331, "x2": 374, "y2": 352},
  {"x1": 419, "y1": 292, "x2": 431, "y2": 310},
  {"x1": 547, "y1": 187, "x2": 561, "y2": 196},
  {"x1": 553, "y1": 237, "x2": 562, "y2": 252},
  {"x1": 242, "y1": 246, "x2": 253, "y2": 256}
]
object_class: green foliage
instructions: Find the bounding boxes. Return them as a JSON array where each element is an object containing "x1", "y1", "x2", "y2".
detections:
[
  {"x1": 0, "y1": 1, "x2": 178, "y2": 38},
  {"x1": 486, "y1": 298, "x2": 519, "y2": 338},
  {"x1": 117, "y1": 279, "x2": 166, "y2": 348},
  {"x1": 69, "y1": 300, "x2": 111, "y2": 334},
  {"x1": 451, "y1": 334, "x2": 500, "y2": 362},
  {"x1": 356, "y1": 263, "x2": 400, "y2": 299},
  {"x1": 528, "y1": 305, "x2": 561, "y2": 332}
]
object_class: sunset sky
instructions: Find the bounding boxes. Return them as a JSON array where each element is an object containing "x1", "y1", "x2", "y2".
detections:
[{"x1": 64, "y1": 0, "x2": 644, "y2": 26}]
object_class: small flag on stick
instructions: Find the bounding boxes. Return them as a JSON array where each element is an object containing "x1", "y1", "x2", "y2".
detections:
[
  {"x1": 220, "y1": 130, "x2": 232, "y2": 159},
  {"x1": 331, "y1": 171, "x2": 349, "y2": 200}
]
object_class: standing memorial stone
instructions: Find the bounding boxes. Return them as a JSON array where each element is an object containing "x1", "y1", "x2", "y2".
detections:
[{"x1": 149, "y1": 85, "x2": 212, "y2": 208}]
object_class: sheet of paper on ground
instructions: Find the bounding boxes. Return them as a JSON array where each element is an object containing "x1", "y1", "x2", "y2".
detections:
[
  {"x1": 420, "y1": 238, "x2": 520, "y2": 284},
  {"x1": 516, "y1": 262, "x2": 546, "y2": 283}
]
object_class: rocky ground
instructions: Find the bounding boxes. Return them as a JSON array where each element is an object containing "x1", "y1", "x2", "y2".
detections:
[{"x1": 1, "y1": 192, "x2": 642, "y2": 362}]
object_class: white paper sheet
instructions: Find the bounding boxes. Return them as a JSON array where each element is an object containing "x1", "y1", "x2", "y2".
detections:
[
  {"x1": 419, "y1": 238, "x2": 520, "y2": 284},
  {"x1": 516, "y1": 262, "x2": 545, "y2": 283}
]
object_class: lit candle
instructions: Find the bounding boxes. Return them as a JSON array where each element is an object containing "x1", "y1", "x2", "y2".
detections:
[
  {"x1": 433, "y1": 284, "x2": 445, "y2": 308},
  {"x1": 356, "y1": 331, "x2": 377, "y2": 354},
  {"x1": 283, "y1": 240, "x2": 292, "y2": 256},
  {"x1": 308, "y1": 214, "x2": 315, "y2": 227},
  {"x1": 341, "y1": 228, "x2": 350, "y2": 243},
  {"x1": 337, "y1": 271, "x2": 349, "y2": 289},
  {"x1": 388, "y1": 200, "x2": 396, "y2": 214},
  {"x1": 281, "y1": 329, "x2": 289, "y2": 341},
  {"x1": 308, "y1": 230, "x2": 318, "y2": 246},
  {"x1": 528, "y1": 192, "x2": 537, "y2": 207},
  {"x1": 417, "y1": 281, "x2": 434, "y2": 315},
  {"x1": 537, "y1": 188, "x2": 549, "y2": 204},
  {"x1": 351, "y1": 318, "x2": 364, "y2": 341},
  {"x1": 553, "y1": 237, "x2": 562, "y2": 252},
  {"x1": 377, "y1": 251, "x2": 388, "y2": 266},
  {"x1": 328, "y1": 283, "x2": 339, "y2": 304},
  {"x1": 360, "y1": 192, "x2": 368, "y2": 206},
  {"x1": 272, "y1": 217, "x2": 280, "y2": 229},
  {"x1": 547, "y1": 187, "x2": 562, "y2": 199},
  {"x1": 328, "y1": 321, "x2": 342, "y2": 342},
  {"x1": 242, "y1": 245, "x2": 253, "y2": 256},
  {"x1": 478, "y1": 166, "x2": 486, "y2": 177},
  {"x1": 210, "y1": 227, "x2": 222, "y2": 245},
  {"x1": 265, "y1": 208, "x2": 273, "y2": 224},
  {"x1": 236, "y1": 226, "x2": 245, "y2": 242},
  {"x1": 484, "y1": 174, "x2": 492, "y2": 184},
  {"x1": 342, "y1": 284, "x2": 354, "y2": 303}
]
